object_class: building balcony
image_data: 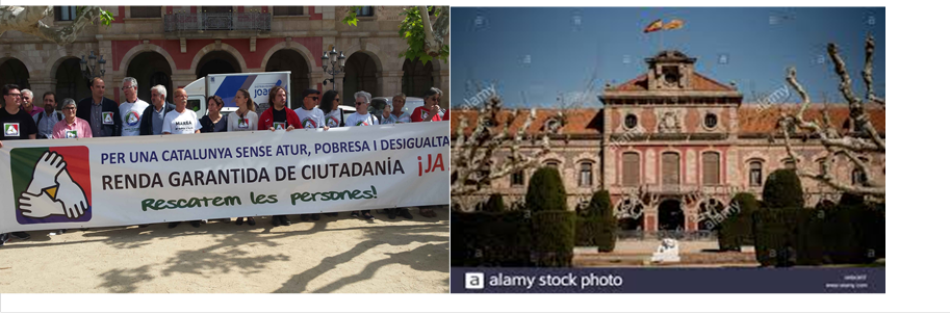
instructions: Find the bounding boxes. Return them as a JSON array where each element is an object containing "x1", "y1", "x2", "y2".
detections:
[
  {"x1": 639, "y1": 184, "x2": 742, "y2": 196},
  {"x1": 164, "y1": 13, "x2": 271, "y2": 32}
]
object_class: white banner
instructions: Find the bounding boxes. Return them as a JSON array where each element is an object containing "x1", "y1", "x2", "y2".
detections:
[{"x1": 0, "y1": 122, "x2": 450, "y2": 233}]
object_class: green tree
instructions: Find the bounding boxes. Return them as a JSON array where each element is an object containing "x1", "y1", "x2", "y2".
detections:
[{"x1": 762, "y1": 169, "x2": 805, "y2": 209}]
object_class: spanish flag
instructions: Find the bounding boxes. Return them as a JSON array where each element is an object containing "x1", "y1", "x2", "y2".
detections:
[
  {"x1": 663, "y1": 19, "x2": 685, "y2": 30},
  {"x1": 643, "y1": 19, "x2": 663, "y2": 33}
]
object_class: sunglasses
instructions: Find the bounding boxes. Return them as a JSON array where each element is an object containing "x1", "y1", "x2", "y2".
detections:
[
  {"x1": 310, "y1": 97, "x2": 319, "y2": 101},
  {"x1": 334, "y1": 98, "x2": 340, "y2": 102}
]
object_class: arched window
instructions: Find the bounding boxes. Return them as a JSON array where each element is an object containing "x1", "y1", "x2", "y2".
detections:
[
  {"x1": 702, "y1": 152, "x2": 720, "y2": 185},
  {"x1": 852, "y1": 168, "x2": 868, "y2": 186},
  {"x1": 544, "y1": 160, "x2": 560, "y2": 169},
  {"x1": 578, "y1": 161, "x2": 594, "y2": 187},
  {"x1": 622, "y1": 152, "x2": 640, "y2": 186},
  {"x1": 749, "y1": 160, "x2": 763, "y2": 187}
]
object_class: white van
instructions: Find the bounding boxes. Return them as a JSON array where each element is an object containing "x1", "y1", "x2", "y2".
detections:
[{"x1": 183, "y1": 71, "x2": 292, "y2": 118}]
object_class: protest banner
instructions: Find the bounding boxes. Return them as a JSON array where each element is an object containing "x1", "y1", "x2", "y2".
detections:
[{"x1": 0, "y1": 122, "x2": 450, "y2": 233}]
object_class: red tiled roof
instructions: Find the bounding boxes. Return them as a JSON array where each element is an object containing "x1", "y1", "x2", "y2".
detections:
[
  {"x1": 738, "y1": 104, "x2": 886, "y2": 134},
  {"x1": 452, "y1": 104, "x2": 885, "y2": 136},
  {"x1": 450, "y1": 108, "x2": 602, "y2": 136}
]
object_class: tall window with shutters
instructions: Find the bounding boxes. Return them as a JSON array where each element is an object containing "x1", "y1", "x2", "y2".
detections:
[
  {"x1": 662, "y1": 152, "x2": 680, "y2": 185},
  {"x1": 702, "y1": 152, "x2": 721, "y2": 185},
  {"x1": 579, "y1": 161, "x2": 593, "y2": 187},
  {"x1": 622, "y1": 152, "x2": 640, "y2": 186},
  {"x1": 749, "y1": 161, "x2": 763, "y2": 187}
]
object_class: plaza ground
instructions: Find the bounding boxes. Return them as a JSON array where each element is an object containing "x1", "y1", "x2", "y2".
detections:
[
  {"x1": 0, "y1": 207, "x2": 449, "y2": 293},
  {"x1": 574, "y1": 239, "x2": 759, "y2": 267}
]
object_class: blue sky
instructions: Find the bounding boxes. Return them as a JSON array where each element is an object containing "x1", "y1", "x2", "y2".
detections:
[{"x1": 451, "y1": 7, "x2": 885, "y2": 108}]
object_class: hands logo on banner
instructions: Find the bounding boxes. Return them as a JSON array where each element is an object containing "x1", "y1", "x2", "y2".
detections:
[{"x1": 17, "y1": 151, "x2": 89, "y2": 219}]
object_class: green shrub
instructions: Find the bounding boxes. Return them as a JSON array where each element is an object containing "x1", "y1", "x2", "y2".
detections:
[
  {"x1": 718, "y1": 192, "x2": 759, "y2": 251},
  {"x1": 451, "y1": 211, "x2": 532, "y2": 267},
  {"x1": 588, "y1": 190, "x2": 616, "y2": 252},
  {"x1": 575, "y1": 216, "x2": 598, "y2": 247},
  {"x1": 838, "y1": 193, "x2": 865, "y2": 208},
  {"x1": 763, "y1": 169, "x2": 804, "y2": 209},
  {"x1": 752, "y1": 204, "x2": 886, "y2": 267},
  {"x1": 484, "y1": 193, "x2": 506, "y2": 213},
  {"x1": 532, "y1": 211, "x2": 575, "y2": 267},
  {"x1": 526, "y1": 167, "x2": 567, "y2": 212}
]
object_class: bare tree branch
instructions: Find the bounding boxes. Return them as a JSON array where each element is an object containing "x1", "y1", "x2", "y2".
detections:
[{"x1": 778, "y1": 35, "x2": 885, "y2": 197}]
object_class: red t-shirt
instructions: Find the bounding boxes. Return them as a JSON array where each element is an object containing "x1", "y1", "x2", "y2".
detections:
[{"x1": 410, "y1": 106, "x2": 442, "y2": 122}]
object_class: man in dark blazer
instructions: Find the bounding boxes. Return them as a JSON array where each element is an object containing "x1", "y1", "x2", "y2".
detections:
[
  {"x1": 76, "y1": 77, "x2": 121, "y2": 137},
  {"x1": 140, "y1": 84, "x2": 176, "y2": 136}
]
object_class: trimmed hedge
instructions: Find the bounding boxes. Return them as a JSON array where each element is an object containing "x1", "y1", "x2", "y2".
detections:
[
  {"x1": 532, "y1": 211, "x2": 576, "y2": 267},
  {"x1": 451, "y1": 211, "x2": 532, "y2": 267},
  {"x1": 589, "y1": 190, "x2": 616, "y2": 252},
  {"x1": 752, "y1": 204, "x2": 885, "y2": 267},
  {"x1": 484, "y1": 193, "x2": 506, "y2": 213},
  {"x1": 526, "y1": 167, "x2": 567, "y2": 212},
  {"x1": 575, "y1": 216, "x2": 598, "y2": 247},
  {"x1": 763, "y1": 169, "x2": 804, "y2": 209},
  {"x1": 717, "y1": 192, "x2": 760, "y2": 251}
]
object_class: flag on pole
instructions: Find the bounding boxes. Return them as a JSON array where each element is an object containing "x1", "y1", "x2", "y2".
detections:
[
  {"x1": 663, "y1": 19, "x2": 685, "y2": 30},
  {"x1": 643, "y1": 19, "x2": 664, "y2": 33}
]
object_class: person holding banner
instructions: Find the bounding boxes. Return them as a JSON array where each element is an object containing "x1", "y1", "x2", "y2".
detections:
[
  {"x1": 258, "y1": 85, "x2": 301, "y2": 226},
  {"x1": 294, "y1": 88, "x2": 330, "y2": 222},
  {"x1": 230, "y1": 89, "x2": 259, "y2": 226},
  {"x1": 411, "y1": 87, "x2": 444, "y2": 218},
  {"x1": 345, "y1": 91, "x2": 378, "y2": 221},
  {"x1": 199, "y1": 95, "x2": 229, "y2": 133},
  {"x1": 1, "y1": 84, "x2": 38, "y2": 244},
  {"x1": 51, "y1": 99, "x2": 92, "y2": 139},
  {"x1": 318, "y1": 90, "x2": 344, "y2": 128},
  {"x1": 163, "y1": 88, "x2": 204, "y2": 229},
  {"x1": 227, "y1": 89, "x2": 259, "y2": 133}
]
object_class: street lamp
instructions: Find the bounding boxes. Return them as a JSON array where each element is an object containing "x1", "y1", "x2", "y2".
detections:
[
  {"x1": 321, "y1": 47, "x2": 346, "y2": 90},
  {"x1": 80, "y1": 50, "x2": 107, "y2": 81}
]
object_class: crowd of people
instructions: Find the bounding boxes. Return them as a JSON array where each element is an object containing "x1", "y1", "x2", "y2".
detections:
[{"x1": 0, "y1": 77, "x2": 446, "y2": 246}]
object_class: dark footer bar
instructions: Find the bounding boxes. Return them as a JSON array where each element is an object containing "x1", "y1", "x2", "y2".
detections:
[{"x1": 451, "y1": 267, "x2": 884, "y2": 293}]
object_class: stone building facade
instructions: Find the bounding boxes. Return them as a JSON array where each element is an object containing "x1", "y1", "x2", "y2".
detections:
[
  {"x1": 0, "y1": 6, "x2": 449, "y2": 109},
  {"x1": 451, "y1": 50, "x2": 885, "y2": 232}
]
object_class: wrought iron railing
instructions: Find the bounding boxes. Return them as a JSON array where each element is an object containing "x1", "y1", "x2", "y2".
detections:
[
  {"x1": 617, "y1": 230, "x2": 718, "y2": 240},
  {"x1": 164, "y1": 12, "x2": 271, "y2": 32}
]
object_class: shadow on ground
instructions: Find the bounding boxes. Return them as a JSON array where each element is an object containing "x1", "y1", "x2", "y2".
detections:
[{"x1": 9, "y1": 208, "x2": 450, "y2": 293}]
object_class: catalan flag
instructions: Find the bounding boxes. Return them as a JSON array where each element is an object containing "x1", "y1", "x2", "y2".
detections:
[
  {"x1": 643, "y1": 19, "x2": 664, "y2": 33},
  {"x1": 663, "y1": 19, "x2": 685, "y2": 30}
]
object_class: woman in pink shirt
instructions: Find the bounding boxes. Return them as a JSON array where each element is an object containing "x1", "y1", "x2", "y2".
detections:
[{"x1": 52, "y1": 99, "x2": 92, "y2": 139}]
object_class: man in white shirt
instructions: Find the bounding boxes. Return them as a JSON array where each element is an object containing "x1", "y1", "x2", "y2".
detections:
[
  {"x1": 32, "y1": 92, "x2": 62, "y2": 139},
  {"x1": 119, "y1": 77, "x2": 150, "y2": 136},
  {"x1": 344, "y1": 91, "x2": 379, "y2": 127},
  {"x1": 294, "y1": 89, "x2": 330, "y2": 131},
  {"x1": 162, "y1": 88, "x2": 202, "y2": 229},
  {"x1": 162, "y1": 88, "x2": 202, "y2": 135}
]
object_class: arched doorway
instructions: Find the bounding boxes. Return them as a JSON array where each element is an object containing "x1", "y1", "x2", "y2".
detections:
[
  {"x1": 54, "y1": 58, "x2": 91, "y2": 103},
  {"x1": 658, "y1": 199, "x2": 684, "y2": 231},
  {"x1": 402, "y1": 58, "x2": 435, "y2": 98},
  {"x1": 127, "y1": 52, "x2": 173, "y2": 103},
  {"x1": 0, "y1": 58, "x2": 30, "y2": 91},
  {"x1": 617, "y1": 198, "x2": 644, "y2": 231},
  {"x1": 196, "y1": 51, "x2": 241, "y2": 79},
  {"x1": 343, "y1": 51, "x2": 379, "y2": 107},
  {"x1": 265, "y1": 49, "x2": 310, "y2": 109},
  {"x1": 698, "y1": 198, "x2": 726, "y2": 231}
]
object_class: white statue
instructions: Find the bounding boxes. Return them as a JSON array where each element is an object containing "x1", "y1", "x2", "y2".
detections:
[{"x1": 651, "y1": 238, "x2": 681, "y2": 263}]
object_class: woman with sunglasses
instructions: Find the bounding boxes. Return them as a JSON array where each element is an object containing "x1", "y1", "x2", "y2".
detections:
[{"x1": 410, "y1": 87, "x2": 444, "y2": 218}]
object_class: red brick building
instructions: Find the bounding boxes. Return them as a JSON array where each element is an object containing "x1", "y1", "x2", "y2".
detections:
[{"x1": 452, "y1": 50, "x2": 885, "y2": 232}]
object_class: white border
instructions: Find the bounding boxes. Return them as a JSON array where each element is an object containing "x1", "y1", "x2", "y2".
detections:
[{"x1": 3, "y1": 0, "x2": 949, "y2": 313}]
